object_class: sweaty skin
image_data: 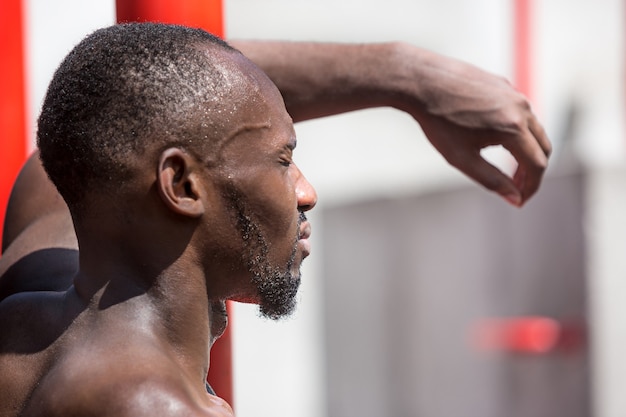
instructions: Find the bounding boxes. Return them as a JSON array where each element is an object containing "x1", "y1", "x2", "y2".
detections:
[
  {"x1": 232, "y1": 41, "x2": 551, "y2": 206},
  {"x1": 0, "y1": 37, "x2": 316, "y2": 416},
  {"x1": 0, "y1": 31, "x2": 550, "y2": 417}
]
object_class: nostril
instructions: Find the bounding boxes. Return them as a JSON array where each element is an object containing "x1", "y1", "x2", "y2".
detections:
[
  {"x1": 296, "y1": 187, "x2": 317, "y2": 212},
  {"x1": 298, "y1": 202, "x2": 315, "y2": 212}
]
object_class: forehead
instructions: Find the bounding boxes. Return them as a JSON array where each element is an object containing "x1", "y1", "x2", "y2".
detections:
[
  {"x1": 221, "y1": 54, "x2": 296, "y2": 150},
  {"x1": 217, "y1": 101, "x2": 296, "y2": 162},
  {"x1": 189, "y1": 46, "x2": 295, "y2": 165}
]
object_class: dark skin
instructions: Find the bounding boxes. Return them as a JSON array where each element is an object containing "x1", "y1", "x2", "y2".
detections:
[
  {"x1": 0, "y1": 49, "x2": 315, "y2": 417},
  {"x1": 234, "y1": 41, "x2": 551, "y2": 206},
  {"x1": 0, "y1": 40, "x2": 550, "y2": 416}
]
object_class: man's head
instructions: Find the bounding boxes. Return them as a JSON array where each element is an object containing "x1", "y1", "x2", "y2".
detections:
[
  {"x1": 37, "y1": 23, "x2": 239, "y2": 212},
  {"x1": 37, "y1": 23, "x2": 316, "y2": 319}
]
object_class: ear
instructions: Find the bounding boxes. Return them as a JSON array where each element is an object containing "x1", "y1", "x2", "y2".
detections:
[{"x1": 157, "y1": 148, "x2": 205, "y2": 218}]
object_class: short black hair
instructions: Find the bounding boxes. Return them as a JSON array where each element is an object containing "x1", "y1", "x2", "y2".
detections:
[{"x1": 37, "y1": 23, "x2": 239, "y2": 213}]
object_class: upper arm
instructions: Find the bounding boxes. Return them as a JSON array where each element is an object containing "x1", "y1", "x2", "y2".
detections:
[
  {"x1": 229, "y1": 40, "x2": 400, "y2": 122},
  {"x1": 0, "y1": 152, "x2": 77, "y2": 299},
  {"x1": 2, "y1": 152, "x2": 73, "y2": 251}
]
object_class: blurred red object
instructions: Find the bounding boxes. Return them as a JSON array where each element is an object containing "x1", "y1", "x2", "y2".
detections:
[{"x1": 471, "y1": 316, "x2": 586, "y2": 354}]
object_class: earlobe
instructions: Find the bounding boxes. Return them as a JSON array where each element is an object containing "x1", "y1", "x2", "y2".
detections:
[{"x1": 157, "y1": 148, "x2": 205, "y2": 218}]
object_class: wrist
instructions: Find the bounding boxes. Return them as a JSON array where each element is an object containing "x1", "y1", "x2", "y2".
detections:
[{"x1": 378, "y1": 41, "x2": 435, "y2": 116}]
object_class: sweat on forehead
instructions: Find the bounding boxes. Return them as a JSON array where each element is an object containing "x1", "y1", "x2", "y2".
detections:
[
  {"x1": 199, "y1": 52, "x2": 283, "y2": 154},
  {"x1": 36, "y1": 22, "x2": 269, "y2": 212}
]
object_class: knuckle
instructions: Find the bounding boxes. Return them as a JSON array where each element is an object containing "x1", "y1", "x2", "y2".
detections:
[
  {"x1": 502, "y1": 95, "x2": 533, "y2": 131},
  {"x1": 516, "y1": 93, "x2": 533, "y2": 112},
  {"x1": 498, "y1": 106, "x2": 530, "y2": 135}
]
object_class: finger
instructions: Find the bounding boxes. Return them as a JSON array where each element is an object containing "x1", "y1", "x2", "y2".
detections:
[
  {"x1": 513, "y1": 164, "x2": 526, "y2": 190},
  {"x1": 454, "y1": 153, "x2": 522, "y2": 207},
  {"x1": 519, "y1": 146, "x2": 548, "y2": 203},
  {"x1": 528, "y1": 115, "x2": 552, "y2": 158},
  {"x1": 500, "y1": 127, "x2": 549, "y2": 204}
]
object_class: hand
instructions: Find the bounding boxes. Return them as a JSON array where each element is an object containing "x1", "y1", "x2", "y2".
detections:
[
  {"x1": 234, "y1": 40, "x2": 551, "y2": 206},
  {"x1": 395, "y1": 44, "x2": 551, "y2": 206}
]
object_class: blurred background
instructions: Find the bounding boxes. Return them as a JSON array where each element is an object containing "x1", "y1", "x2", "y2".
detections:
[{"x1": 5, "y1": 0, "x2": 626, "y2": 416}]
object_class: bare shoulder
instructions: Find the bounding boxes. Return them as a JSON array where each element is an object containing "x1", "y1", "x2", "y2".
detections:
[
  {"x1": 0, "y1": 152, "x2": 77, "y2": 300},
  {"x1": 2, "y1": 152, "x2": 73, "y2": 251},
  {"x1": 26, "y1": 363, "x2": 234, "y2": 417},
  {"x1": 0, "y1": 293, "x2": 232, "y2": 417},
  {"x1": 0, "y1": 291, "x2": 71, "y2": 416},
  {"x1": 0, "y1": 290, "x2": 71, "y2": 361}
]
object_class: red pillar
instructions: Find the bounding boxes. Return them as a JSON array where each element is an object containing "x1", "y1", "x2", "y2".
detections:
[
  {"x1": 116, "y1": 0, "x2": 223, "y2": 35},
  {"x1": 115, "y1": 0, "x2": 233, "y2": 406},
  {"x1": 0, "y1": 0, "x2": 29, "y2": 248},
  {"x1": 514, "y1": 0, "x2": 533, "y2": 99}
]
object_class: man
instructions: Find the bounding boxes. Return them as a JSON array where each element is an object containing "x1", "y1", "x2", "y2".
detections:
[{"x1": 0, "y1": 23, "x2": 550, "y2": 416}]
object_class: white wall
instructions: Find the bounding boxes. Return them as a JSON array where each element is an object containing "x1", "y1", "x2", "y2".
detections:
[
  {"x1": 23, "y1": 1, "x2": 625, "y2": 416},
  {"x1": 225, "y1": 2, "x2": 511, "y2": 416},
  {"x1": 533, "y1": 2, "x2": 626, "y2": 416},
  {"x1": 24, "y1": 0, "x2": 116, "y2": 152}
]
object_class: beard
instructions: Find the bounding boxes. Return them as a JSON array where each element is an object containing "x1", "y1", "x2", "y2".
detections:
[{"x1": 225, "y1": 190, "x2": 304, "y2": 320}]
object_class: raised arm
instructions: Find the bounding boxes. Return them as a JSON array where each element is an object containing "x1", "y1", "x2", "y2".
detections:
[
  {"x1": 0, "y1": 152, "x2": 77, "y2": 300},
  {"x1": 1, "y1": 152, "x2": 74, "y2": 252},
  {"x1": 232, "y1": 40, "x2": 551, "y2": 206},
  {"x1": 1, "y1": 39, "x2": 551, "y2": 297}
]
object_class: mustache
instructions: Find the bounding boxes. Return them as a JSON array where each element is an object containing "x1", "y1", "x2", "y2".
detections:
[{"x1": 297, "y1": 211, "x2": 307, "y2": 238}]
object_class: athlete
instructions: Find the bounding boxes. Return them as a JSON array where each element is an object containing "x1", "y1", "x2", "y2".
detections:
[{"x1": 0, "y1": 22, "x2": 550, "y2": 416}]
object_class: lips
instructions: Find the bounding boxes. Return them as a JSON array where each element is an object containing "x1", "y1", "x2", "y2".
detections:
[
  {"x1": 298, "y1": 221, "x2": 312, "y2": 257},
  {"x1": 299, "y1": 221, "x2": 311, "y2": 241}
]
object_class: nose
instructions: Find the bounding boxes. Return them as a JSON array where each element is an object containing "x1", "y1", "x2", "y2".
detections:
[{"x1": 295, "y1": 168, "x2": 317, "y2": 212}]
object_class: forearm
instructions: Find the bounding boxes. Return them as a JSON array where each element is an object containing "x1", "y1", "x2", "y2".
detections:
[
  {"x1": 231, "y1": 39, "x2": 550, "y2": 205},
  {"x1": 229, "y1": 40, "x2": 513, "y2": 127},
  {"x1": 230, "y1": 40, "x2": 422, "y2": 122}
]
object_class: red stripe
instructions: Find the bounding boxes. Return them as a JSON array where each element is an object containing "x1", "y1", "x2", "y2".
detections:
[
  {"x1": 116, "y1": 0, "x2": 223, "y2": 37},
  {"x1": 514, "y1": 0, "x2": 533, "y2": 99},
  {"x1": 207, "y1": 302, "x2": 234, "y2": 403},
  {"x1": 0, "y1": 0, "x2": 28, "y2": 249}
]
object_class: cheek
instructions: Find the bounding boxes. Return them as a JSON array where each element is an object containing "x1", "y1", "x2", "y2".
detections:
[
  {"x1": 247, "y1": 176, "x2": 298, "y2": 237},
  {"x1": 261, "y1": 188, "x2": 298, "y2": 231}
]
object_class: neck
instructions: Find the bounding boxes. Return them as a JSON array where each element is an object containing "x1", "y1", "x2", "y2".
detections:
[{"x1": 73, "y1": 237, "x2": 222, "y2": 386}]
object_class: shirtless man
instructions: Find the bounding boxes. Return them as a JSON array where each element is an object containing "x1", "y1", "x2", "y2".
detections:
[{"x1": 0, "y1": 23, "x2": 550, "y2": 416}]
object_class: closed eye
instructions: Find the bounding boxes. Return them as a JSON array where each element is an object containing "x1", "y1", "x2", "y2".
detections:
[{"x1": 279, "y1": 137, "x2": 296, "y2": 167}]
